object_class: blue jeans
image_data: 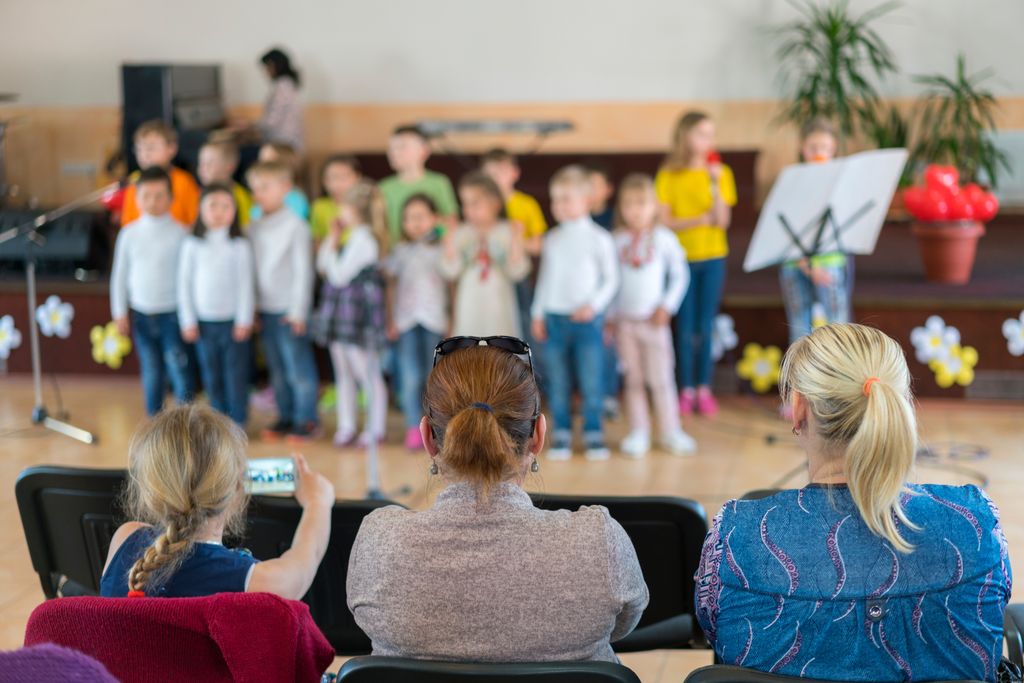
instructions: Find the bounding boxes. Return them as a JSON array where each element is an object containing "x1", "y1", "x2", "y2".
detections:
[
  {"x1": 131, "y1": 310, "x2": 194, "y2": 416},
  {"x1": 779, "y1": 261, "x2": 850, "y2": 344},
  {"x1": 675, "y1": 257, "x2": 726, "y2": 389},
  {"x1": 396, "y1": 325, "x2": 442, "y2": 428},
  {"x1": 543, "y1": 313, "x2": 605, "y2": 445},
  {"x1": 259, "y1": 313, "x2": 319, "y2": 427},
  {"x1": 196, "y1": 321, "x2": 252, "y2": 425}
]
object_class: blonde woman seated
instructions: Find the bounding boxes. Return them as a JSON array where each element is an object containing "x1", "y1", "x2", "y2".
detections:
[
  {"x1": 695, "y1": 324, "x2": 1011, "y2": 681},
  {"x1": 347, "y1": 336, "x2": 649, "y2": 662}
]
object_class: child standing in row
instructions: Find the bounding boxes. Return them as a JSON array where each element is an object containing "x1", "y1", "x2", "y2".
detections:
[
  {"x1": 610, "y1": 174, "x2": 695, "y2": 458},
  {"x1": 779, "y1": 117, "x2": 849, "y2": 343},
  {"x1": 384, "y1": 194, "x2": 448, "y2": 450},
  {"x1": 310, "y1": 155, "x2": 362, "y2": 245},
  {"x1": 110, "y1": 167, "x2": 194, "y2": 415},
  {"x1": 480, "y1": 148, "x2": 548, "y2": 256},
  {"x1": 121, "y1": 120, "x2": 201, "y2": 228},
  {"x1": 441, "y1": 172, "x2": 530, "y2": 337},
  {"x1": 253, "y1": 143, "x2": 310, "y2": 220},
  {"x1": 532, "y1": 165, "x2": 619, "y2": 461},
  {"x1": 177, "y1": 185, "x2": 255, "y2": 426},
  {"x1": 197, "y1": 140, "x2": 252, "y2": 228},
  {"x1": 656, "y1": 111, "x2": 736, "y2": 418},
  {"x1": 247, "y1": 161, "x2": 320, "y2": 442},
  {"x1": 379, "y1": 125, "x2": 459, "y2": 244},
  {"x1": 313, "y1": 182, "x2": 390, "y2": 448}
]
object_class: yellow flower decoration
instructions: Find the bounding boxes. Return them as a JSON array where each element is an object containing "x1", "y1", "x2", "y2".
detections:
[
  {"x1": 90, "y1": 322, "x2": 132, "y2": 369},
  {"x1": 736, "y1": 343, "x2": 783, "y2": 394},
  {"x1": 928, "y1": 343, "x2": 978, "y2": 388}
]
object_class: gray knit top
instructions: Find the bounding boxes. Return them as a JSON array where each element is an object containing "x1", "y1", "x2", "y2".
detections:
[{"x1": 346, "y1": 481, "x2": 649, "y2": 663}]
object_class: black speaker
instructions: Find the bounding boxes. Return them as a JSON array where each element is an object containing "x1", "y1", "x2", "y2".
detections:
[
  {"x1": 0, "y1": 209, "x2": 108, "y2": 277},
  {"x1": 121, "y1": 64, "x2": 225, "y2": 174}
]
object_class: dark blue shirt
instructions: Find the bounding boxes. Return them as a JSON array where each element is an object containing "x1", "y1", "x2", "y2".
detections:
[
  {"x1": 696, "y1": 484, "x2": 1011, "y2": 682},
  {"x1": 100, "y1": 526, "x2": 259, "y2": 598},
  {"x1": 590, "y1": 208, "x2": 615, "y2": 231}
]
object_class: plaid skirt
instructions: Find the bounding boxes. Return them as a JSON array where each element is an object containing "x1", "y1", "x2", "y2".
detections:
[{"x1": 311, "y1": 266, "x2": 387, "y2": 349}]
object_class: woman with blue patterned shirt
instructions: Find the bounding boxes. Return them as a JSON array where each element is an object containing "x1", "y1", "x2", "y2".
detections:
[{"x1": 695, "y1": 323, "x2": 1011, "y2": 681}]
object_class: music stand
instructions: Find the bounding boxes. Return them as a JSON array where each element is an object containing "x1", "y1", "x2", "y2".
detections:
[
  {"x1": 0, "y1": 184, "x2": 114, "y2": 445},
  {"x1": 743, "y1": 148, "x2": 909, "y2": 273}
]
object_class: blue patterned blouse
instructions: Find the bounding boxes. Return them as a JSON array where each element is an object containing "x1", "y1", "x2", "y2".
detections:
[{"x1": 695, "y1": 484, "x2": 1011, "y2": 682}]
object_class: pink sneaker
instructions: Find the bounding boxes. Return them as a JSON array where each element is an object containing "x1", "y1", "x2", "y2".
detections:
[
  {"x1": 404, "y1": 426, "x2": 423, "y2": 451},
  {"x1": 696, "y1": 390, "x2": 719, "y2": 417},
  {"x1": 678, "y1": 391, "x2": 695, "y2": 416}
]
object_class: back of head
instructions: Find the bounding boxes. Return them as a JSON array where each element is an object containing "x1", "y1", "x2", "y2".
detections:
[
  {"x1": 261, "y1": 47, "x2": 300, "y2": 86},
  {"x1": 424, "y1": 346, "x2": 539, "y2": 498},
  {"x1": 780, "y1": 323, "x2": 918, "y2": 552},
  {"x1": 125, "y1": 404, "x2": 249, "y2": 593}
]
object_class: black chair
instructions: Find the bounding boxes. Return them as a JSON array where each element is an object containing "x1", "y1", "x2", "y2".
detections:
[
  {"x1": 15, "y1": 464, "x2": 399, "y2": 654},
  {"x1": 684, "y1": 665, "x2": 984, "y2": 683},
  {"x1": 335, "y1": 656, "x2": 642, "y2": 683},
  {"x1": 528, "y1": 493, "x2": 707, "y2": 652}
]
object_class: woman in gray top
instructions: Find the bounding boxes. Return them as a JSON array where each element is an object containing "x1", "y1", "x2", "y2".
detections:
[{"x1": 347, "y1": 337, "x2": 649, "y2": 663}]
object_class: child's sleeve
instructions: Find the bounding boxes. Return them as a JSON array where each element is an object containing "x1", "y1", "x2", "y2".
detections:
[
  {"x1": 530, "y1": 239, "x2": 551, "y2": 322},
  {"x1": 654, "y1": 169, "x2": 673, "y2": 207},
  {"x1": 500, "y1": 229, "x2": 530, "y2": 282},
  {"x1": 588, "y1": 232, "x2": 620, "y2": 315},
  {"x1": 319, "y1": 230, "x2": 378, "y2": 288},
  {"x1": 180, "y1": 173, "x2": 201, "y2": 227},
  {"x1": 719, "y1": 165, "x2": 738, "y2": 207},
  {"x1": 236, "y1": 240, "x2": 256, "y2": 328},
  {"x1": 525, "y1": 196, "x2": 548, "y2": 238},
  {"x1": 176, "y1": 239, "x2": 197, "y2": 331},
  {"x1": 438, "y1": 230, "x2": 465, "y2": 281},
  {"x1": 660, "y1": 232, "x2": 690, "y2": 314},
  {"x1": 435, "y1": 176, "x2": 459, "y2": 218},
  {"x1": 109, "y1": 229, "x2": 132, "y2": 320},
  {"x1": 288, "y1": 221, "x2": 314, "y2": 324}
]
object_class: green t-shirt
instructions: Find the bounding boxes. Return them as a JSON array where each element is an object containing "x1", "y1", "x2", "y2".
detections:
[
  {"x1": 379, "y1": 170, "x2": 459, "y2": 242},
  {"x1": 310, "y1": 197, "x2": 342, "y2": 241}
]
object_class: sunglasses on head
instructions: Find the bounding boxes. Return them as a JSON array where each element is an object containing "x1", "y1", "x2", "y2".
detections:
[{"x1": 432, "y1": 336, "x2": 534, "y2": 376}]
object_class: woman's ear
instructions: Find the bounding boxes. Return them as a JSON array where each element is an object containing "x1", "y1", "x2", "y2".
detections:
[
  {"x1": 791, "y1": 391, "x2": 809, "y2": 432},
  {"x1": 420, "y1": 416, "x2": 438, "y2": 457},
  {"x1": 529, "y1": 414, "x2": 547, "y2": 456}
]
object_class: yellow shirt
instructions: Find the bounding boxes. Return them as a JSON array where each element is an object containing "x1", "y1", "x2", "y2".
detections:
[
  {"x1": 310, "y1": 197, "x2": 343, "y2": 241},
  {"x1": 232, "y1": 183, "x2": 252, "y2": 229},
  {"x1": 505, "y1": 190, "x2": 547, "y2": 238},
  {"x1": 655, "y1": 164, "x2": 737, "y2": 262}
]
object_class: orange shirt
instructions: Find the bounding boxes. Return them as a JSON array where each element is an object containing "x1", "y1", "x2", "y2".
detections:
[{"x1": 120, "y1": 166, "x2": 201, "y2": 228}]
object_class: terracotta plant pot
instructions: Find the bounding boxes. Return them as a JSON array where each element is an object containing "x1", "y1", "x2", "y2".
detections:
[{"x1": 911, "y1": 220, "x2": 986, "y2": 285}]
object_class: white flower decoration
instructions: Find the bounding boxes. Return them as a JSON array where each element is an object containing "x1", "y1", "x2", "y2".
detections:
[
  {"x1": 910, "y1": 315, "x2": 959, "y2": 365},
  {"x1": 1004, "y1": 311, "x2": 1024, "y2": 357},
  {"x1": 711, "y1": 313, "x2": 739, "y2": 362},
  {"x1": 35, "y1": 295, "x2": 74, "y2": 339},
  {"x1": 0, "y1": 315, "x2": 22, "y2": 360}
]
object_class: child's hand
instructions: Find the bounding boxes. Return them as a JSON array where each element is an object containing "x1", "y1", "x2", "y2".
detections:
[
  {"x1": 181, "y1": 326, "x2": 199, "y2": 343},
  {"x1": 650, "y1": 307, "x2": 671, "y2": 326},
  {"x1": 292, "y1": 453, "x2": 335, "y2": 510},
  {"x1": 232, "y1": 325, "x2": 252, "y2": 342},
  {"x1": 708, "y1": 162, "x2": 723, "y2": 182},
  {"x1": 114, "y1": 316, "x2": 130, "y2": 337},
  {"x1": 509, "y1": 220, "x2": 525, "y2": 240},
  {"x1": 386, "y1": 322, "x2": 400, "y2": 342},
  {"x1": 603, "y1": 322, "x2": 616, "y2": 345},
  {"x1": 810, "y1": 266, "x2": 834, "y2": 287},
  {"x1": 285, "y1": 317, "x2": 307, "y2": 336},
  {"x1": 571, "y1": 305, "x2": 595, "y2": 323},
  {"x1": 328, "y1": 217, "x2": 344, "y2": 241},
  {"x1": 531, "y1": 318, "x2": 547, "y2": 343}
]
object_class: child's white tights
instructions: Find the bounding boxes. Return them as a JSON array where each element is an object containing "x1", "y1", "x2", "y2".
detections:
[{"x1": 329, "y1": 342, "x2": 387, "y2": 441}]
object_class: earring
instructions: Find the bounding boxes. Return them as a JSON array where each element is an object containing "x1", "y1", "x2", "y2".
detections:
[
  {"x1": 530, "y1": 458, "x2": 540, "y2": 473},
  {"x1": 792, "y1": 426, "x2": 801, "y2": 436},
  {"x1": 429, "y1": 462, "x2": 439, "y2": 476}
]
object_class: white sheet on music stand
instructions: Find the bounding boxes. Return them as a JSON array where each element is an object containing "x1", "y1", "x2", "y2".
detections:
[{"x1": 743, "y1": 148, "x2": 909, "y2": 272}]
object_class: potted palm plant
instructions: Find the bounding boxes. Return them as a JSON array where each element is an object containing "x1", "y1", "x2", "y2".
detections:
[{"x1": 906, "y1": 54, "x2": 1008, "y2": 285}]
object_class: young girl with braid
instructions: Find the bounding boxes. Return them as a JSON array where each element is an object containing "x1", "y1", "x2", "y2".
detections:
[{"x1": 100, "y1": 404, "x2": 334, "y2": 599}]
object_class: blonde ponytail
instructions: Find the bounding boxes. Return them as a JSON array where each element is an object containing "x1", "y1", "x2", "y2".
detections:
[{"x1": 780, "y1": 323, "x2": 918, "y2": 552}]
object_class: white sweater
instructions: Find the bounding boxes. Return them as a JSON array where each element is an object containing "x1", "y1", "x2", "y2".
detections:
[
  {"x1": 249, "y1": 208, "x2": 314, "y2": 322},
  {"x1": 316, "y1": 225, "x2": 379, "y2": 287},
  {"x1": 531, "y1": 217, "x2": 618, "y2": 320},
  {"x1": 176, "y1": 229, "x2": 256, "y2": 329},
  {"x1": 611, "y1": 226, "x2": 689, "y2": 320},
  {"x1": 110, "y1": 213, "x2": 186, "y2": 318}
]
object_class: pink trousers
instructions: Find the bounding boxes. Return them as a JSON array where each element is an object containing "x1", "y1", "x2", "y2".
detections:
[{"x1": 616, "y1": 319, "x2": 682, "y2": 438}]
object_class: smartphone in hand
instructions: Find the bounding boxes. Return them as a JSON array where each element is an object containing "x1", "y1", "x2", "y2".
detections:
[{"x1": 246, "y1": 457, "x2": 296, "y2": 495}]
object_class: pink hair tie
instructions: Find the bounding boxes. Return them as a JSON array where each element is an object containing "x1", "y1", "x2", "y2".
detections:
[
  {"x1": 127, "y1": 590, "x2": 146, "y2": 598},
  {"x1": 863, "y1": 377, "x2": 881, "y2": 396}
]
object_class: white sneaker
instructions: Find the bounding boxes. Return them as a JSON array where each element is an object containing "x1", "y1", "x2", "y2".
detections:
[
  {"x1": 662, "y1": 429, "x2": 697, "y2": 456},
  {"x1": 620, "y1": 430, "x2": 651, "y2": 459},
  {"x1": 585, "y1": 445, "x2": 611, "y2": 461},
  {"x1": 546, "y1": 446, "x2": 572, "y2": 462}
]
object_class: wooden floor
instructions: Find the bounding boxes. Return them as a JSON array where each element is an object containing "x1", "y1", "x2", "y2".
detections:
[{"x1": 1, "y1": 375, "x2": 1021, "y2": 681}]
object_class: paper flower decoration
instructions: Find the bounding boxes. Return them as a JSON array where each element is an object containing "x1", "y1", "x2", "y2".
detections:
[
  {"x1": 35, "y1": 295, "x2": 74, "y2": 338},
  {"x1": 811, "y1": 302, "x2": 828, "y2": 330},
  {"x1": 0, "y1": 315, "x2": 22, "y2": 360},
  {"x1": 90, "y1": 322, "x2": 132, "y2": 369},
  {"x1": 1003, "y1": 312, "x2": 1024, "y2": 357},
  {"x1": 711, "y1": 313, "x2": 738, "y2": 362},
  {"x1": 929, "y1": 344, "x2": 978, "y2": 388},
  {"x1": 910, "y1": 315, "x2": 959, "y2": 364},
  {"x1": 736, "y1": 343, "x2": 782, "y2": 394}
]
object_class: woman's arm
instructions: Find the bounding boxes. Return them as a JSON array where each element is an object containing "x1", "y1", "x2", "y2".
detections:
[
  {"x1": 605, "y1": 512, "x2": 649, "y2": 642},
  {"x1": 102, "y1": 521, "x2": 150, "y2": 574},
  {"x1": 247, "y1": 454, "x2": 334, "y2": 601}
]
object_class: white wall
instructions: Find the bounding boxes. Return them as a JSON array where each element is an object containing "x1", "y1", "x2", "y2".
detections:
[{"x1": 2, "y1": 0, "x2": 1023, "y2": 106}]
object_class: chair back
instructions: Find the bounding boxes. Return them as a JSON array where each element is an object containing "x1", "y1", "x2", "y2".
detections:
[
  {"x1": 529, "y1": 493, "x2": 706, "y2": 651},
  {"x1": 684, "y1": 665, "x2": 984, "y2": 683},
  {"x1": 336, "y1": 656, "x2": 642, "y2": 682}
]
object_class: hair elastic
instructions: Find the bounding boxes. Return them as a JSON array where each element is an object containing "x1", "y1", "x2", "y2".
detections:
[
  {"x1": 863, "y1": 377, "x2": 881, "y2": 396},
  {"x1": 127, "y1": 590, "x2": 146, "y2": 599},
  {"x1": 470, "y1": 402, "x2": 493, "y2": 413}
]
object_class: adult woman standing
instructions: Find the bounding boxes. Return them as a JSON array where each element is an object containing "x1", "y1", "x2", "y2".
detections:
[
  {"x1": 347, "y1": 337, "x2": 649, "y2": 662},
  {"x1": 256, "y1": 48, "x2": 304, "y2": 153},
  {"x1": 695, "y1": 323, "x2": 1011, "y2": 681}
]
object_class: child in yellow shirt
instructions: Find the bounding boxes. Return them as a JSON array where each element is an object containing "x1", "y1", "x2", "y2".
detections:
[
  {"x1": 310, "y1": 155, "x2": 362, "y2": 245},
  {"x1": 655, "y1": 111, "x2": 737, "y2": 418},
  {"x1": 197, "y1": 140, "x2": 252, "y2": 228},
  {"x1": 481, "y1": 148, "x2": 547, "y2": 256}
]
